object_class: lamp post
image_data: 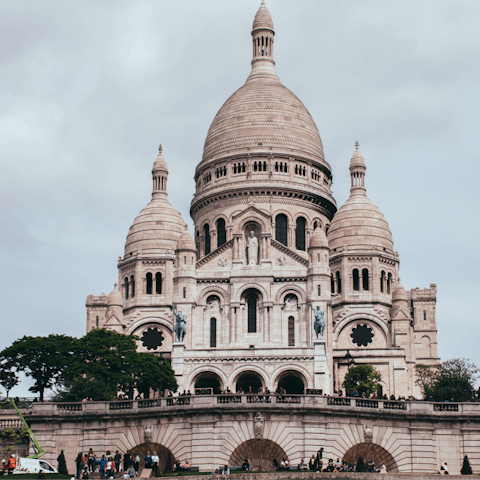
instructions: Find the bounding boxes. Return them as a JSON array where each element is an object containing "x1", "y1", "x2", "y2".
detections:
[
  {"x1": 159, "y1": 352, "x2": 164, "y2": 397},
  {"x1": 344, "y1": 350, "x2": 356, "y2": 396}
]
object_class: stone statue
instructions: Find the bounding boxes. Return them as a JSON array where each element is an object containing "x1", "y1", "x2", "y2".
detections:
[
  {"x1": 173, "y1": 304, "x2": 187, "y2": 342},
  {"x1": 144, "y1": 424, "x2": 153, "y2": 443},
  {"x1": 284, "y1": 294, "x2": 298, "y2": 311},
  {"x1": 253, "y1": 412, "x2": 264, "y2": 439},
  {"x1": 246, "y1": 231, "x2": 258, "y2": 265},
  {"x1": 312, "y1": 305, "x2": 326, "y2": 339}
]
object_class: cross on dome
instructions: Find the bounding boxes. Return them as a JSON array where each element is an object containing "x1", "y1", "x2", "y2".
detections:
[
  {"x1": 355, "y1": 140, "x2": 360, "y2": 150},
  {"x1": 114, "y1": 282, "x2": 118, "y2": 289},
  {"x1": 158, "y1": 144, "x2": 163, "y2": 153}
]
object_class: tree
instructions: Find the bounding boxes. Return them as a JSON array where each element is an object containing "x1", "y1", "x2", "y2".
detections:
[
  {"x1": 461, "y1": 455, "x2": 472, "y2": 475},
  {"x1": 0, "y1": 335, "x2": 76, "y2": 401},
  {"x1": 53, "y1": 376, "x2": 118, "y2": 403},
  {"x1": 414, "y1": 364, "x2": 439, "y2": 399},
  {"x1": 427, "y1": 358, "x2": 478, "y2": 402},
  {"x1": 0, "y1": 366, "x2": 19, "y2": 397},
  {"x1": 342, "y1": 364, "x2": 382, "y2": 396},
  {"x1": 160, "y1": 359, "x2": 178, "y2": 393}
]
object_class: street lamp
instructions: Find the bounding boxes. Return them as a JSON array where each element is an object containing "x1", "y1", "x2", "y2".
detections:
[
  {"x1": 344, "y1": 350, "x2": 356, "y2": 396},
  {"x1": 159, "y1": 352, "x2": 164, "y2": 397}
]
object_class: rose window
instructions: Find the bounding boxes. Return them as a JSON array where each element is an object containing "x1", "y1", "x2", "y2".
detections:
[
  {"x1": 351, "y1": 324, "x2": 374, "y2": 347},
  {"x1": 141, "y1": 327, "x2": 164, "y2": 351}
]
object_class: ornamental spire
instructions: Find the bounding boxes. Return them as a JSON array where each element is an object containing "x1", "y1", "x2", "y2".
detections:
[
  {"x1": 349, "y1": 140, "x2": 367, "y2": 196},
  {"x1": 152, "y1": 144, "x2": 169, "y2": 198}
]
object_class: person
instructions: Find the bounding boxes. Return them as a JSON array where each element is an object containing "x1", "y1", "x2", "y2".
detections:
[
  {"x1": 367, "y1": 458, "x2": 375, "y2": 473},
  {"x1": 105, "y1": 457, "x2": 115, "y2": 479},
  {"x1": 242, "y1": 459, "x2": 250, "y2": 471},
  {"x1": 123, "y1": 452, "x2": 131, "y2": 470},
  {"x1": 280, "y1": 459, "x2": 286, "y2": 470},
  {"x1": 87, "y1": 449, "x2": 96, "y2": 473},
  {"x1": 151, "y1": 452, "x2": 159, "y2": 476},
  {"x1": 75, "y1": 453, "x2": 84, "y2": 480},
  {"x1": 127, "y1": 465, "x2": 136, "y2": 479},
  {"x1": 441, "y1": 462, "x2": 449, "y2": 474},
  {"x1": 99, "y1": 456, "x2": 107, "y2": 479},
  {"x1": 298, "y1": 458, "x2": 308, "y2": 471},
  {"x1": 82, "y1": 469, "x2": 90, "y2": 480},
  {"x1": 144, "y1": 452, "x2": 152, "y2": 470},
  {"x1": 308, "y1": 455, "x2": 316, "y2": 471},
  {"x1": 222, "y1": 465, "x2": 230, "y2": 475},
  {"x1": 379, "y1": 464, "x2": 387, "y2": 474},
  {"x1": 134, "y1": 455, "x2": 140, "y2": 473},
  {"x1": 114, "y1": 451, "x2": 122, "y2": 473},
  {"x1": 182, "y1": 460, "x2": 191, "y2": 472},
  {"x1": 122, "y1": 472, "x2": 130, "y2": 480},
  {"x1": 1, "y1": 459, "x2": 7, "y2": 475},
  {"x1": 284, "y1": 459, "x2": 290, "y2": 469}
]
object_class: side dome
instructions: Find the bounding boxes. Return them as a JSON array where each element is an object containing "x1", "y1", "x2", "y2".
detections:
[
  {"x1": 124, "y1": 147, "x2": 185, "y2": 256},
  {"x1": 309, "y1": 227, "x2": 329, "y2": 249},
  {"x1": 253, "y1": 2, "x2": 274, "y2": 32},
  {"x1": 177, "y1": 224, "x2": 196, "y2": 251},
  {"x1": 392, "y1": 282, "x2": 408, "y2": 303},
  {"x1": 107, "y1": 284, "x2": 123, "y2": 307},
  {"x1": 327, "y1": 143, "x2": 394, "y2": 253}
]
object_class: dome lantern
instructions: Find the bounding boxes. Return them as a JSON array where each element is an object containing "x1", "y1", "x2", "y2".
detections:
[
  {"x1": 152, "y1": 144, "x2": 169, "y2": 198},
  {"x1": 349, "y1": 140, "x2": 366, "y2": 196}
]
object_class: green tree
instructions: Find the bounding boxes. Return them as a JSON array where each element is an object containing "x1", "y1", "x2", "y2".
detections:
[
  {"x1": 429, "y1": 358, "x2": 478, "y2": 402},
  {"x1": 160, "y1": 359, "x2": 178, "y2": 393},
  {"x1": 343, "y1": 364, "x2": 381, "y2": 396},
  {"x1": 414, "y1": 364, "x2": 440, "y2": 399},
  {"x1": 0, "y1": 335, "x2": 76, "y2": 401},
  {"x1": 461, "y1": 455, "x2": 472, "y2": 475},
  {"x1": 53, "y1": 375, "x2": 118, "y2": 402},
  {"x1": 0, "y1": 366, "x2": 19, "y2": 397}
]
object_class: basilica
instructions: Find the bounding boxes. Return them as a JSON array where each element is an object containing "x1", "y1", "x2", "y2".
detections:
[{"x1": 86, "y1": 1, "x2": 438, "y2": 399}]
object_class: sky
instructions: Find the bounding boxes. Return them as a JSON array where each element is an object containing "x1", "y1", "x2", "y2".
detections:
[{"x1": 1, "y1": 0, "x2": 479, "y2": 397}]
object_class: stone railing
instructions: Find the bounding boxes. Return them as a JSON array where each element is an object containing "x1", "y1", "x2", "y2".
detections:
[
  {"x1": 0, "y1": 419, "x2": 24, "y2": 429},
  {"x1": 25, "y1": 396, "x2": 480, "y2": 417}
]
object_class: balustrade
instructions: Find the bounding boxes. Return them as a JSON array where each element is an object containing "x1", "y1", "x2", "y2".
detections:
[
  {"x1": 383, "y1": 401, "x2": 407, "y2": 410},
  {"x1": 327, "y1": 397, "x2": 351, "y2": 407},
  {"x1": 167, "y1": 397, "x2": 191, "y2": 406},
  {"x1": 217, "y1": 395, "x2": 241, "y2": 404},
  {"x1": 56, "y1": 403, "x2": 83, "y2": 412},
  {"x1": 434, "y1": 403, "x2": 459, "y2": 412},
  {"x1": 109, "y1": 401, "x2": 133, "y2": 411},
  {"x1": 355, "y1": 399, "x2": 378, "y2": 409}
]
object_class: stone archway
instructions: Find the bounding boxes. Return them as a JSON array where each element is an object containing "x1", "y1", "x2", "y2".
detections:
[
  {"x1": 229, "y1": 439, "x2": 288, "y2": 471},
  {"x1": 343, "y1": 443, "x2": 398, "y2": 472},
  {"x1": 235, "y1": 371, "x2": 264, "y2": 394},
  {"x1": 276, "y1": 370, "x2": 306, "y2": 394},
  {"x1": 128, "y1": 443, "x2": 175, "y2": 474}
]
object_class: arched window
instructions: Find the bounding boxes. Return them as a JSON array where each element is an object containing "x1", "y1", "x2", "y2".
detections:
[
  {"x1": 210, "y1": 318, "x2": 217, "y2": 348},
  {"x1": 380, "y1": 271, "x2": 385, "y2": 293},
  {"x1": 183, "y1": 287, "x2": 186, "y2": 299},
  {"x1": 362, "y1": 268, "x2": 369, "y2": 291},
  {"x1": 318, "y1": 285, "x2": 321, "y2": 296},
  {"x1": 155, "y1": 272, "x2": 162, "y2": 294},
  {"x1": 275, "y1": 214, "x2": 288, "y2": 246},
  {"x1": 130, "y1": 275, "x2": 135, "y2": 297},
  {"x1": 217, "y1": 218, "x2": 226, "y2": 248},
  {"x1": 331, "y1": 274, "x2": 335, "y2": 294},
  {"x1": 288, "y1": 316, "x2": 295, "y2": 346},
  {"x1": 424, "y1": 310, "x2": 427, "y2": 321},
  {"x1": 204, "y1": 224, "x2": 211, "y2": 255},
  {"x1": 295, "y1": 217, "x2": 306, "y2": 251},
  {"x1": 146, "y1": 273, "x2": 153, "y2": 295},
  {"x1": 124, "y1": 277, "x2": 129, "y2": 299},
  {"x1": 313, "y1": 221, "x2": 318, "y2": 230},
  {"x1": 387, "y1": 273, "x2": 392, "y2": 294},
  {"x1": 247, "y1": 293, "x2": 258, "y2": 333},
  {"x1": 336, "y1": 271, "x2": 342, "y2": 293},
  {"x1": 353, "y1": 269, "x2": 360, "y2": 291}
]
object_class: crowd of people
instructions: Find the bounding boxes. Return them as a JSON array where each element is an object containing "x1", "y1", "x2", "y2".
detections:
[{"x1": 74, "y1": 450, "x2": 161, "y2": 479}]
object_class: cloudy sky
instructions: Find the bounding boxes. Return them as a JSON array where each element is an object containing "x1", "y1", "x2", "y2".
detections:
[{"x1": 1, "y1": 0, "x2": 479, "y2": 396}]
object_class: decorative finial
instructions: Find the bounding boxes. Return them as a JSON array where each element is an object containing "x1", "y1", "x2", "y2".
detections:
[
  {"x1": 261, "y1": 0, "x2": 265, "y2": 5},
  {"x1": 158, "y1": 144, "x2": 163, "y2": 154},
  {"x1": 114, "y1": 282, "x2": 118, "y2": 289},
  {"x1": 355, "y1": 140, "x2": 360, "y2": 150}
]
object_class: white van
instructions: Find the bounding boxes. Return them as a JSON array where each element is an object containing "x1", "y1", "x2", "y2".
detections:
[{"x1": 14, "y1": 458, "x2": 58, "y2": 474}]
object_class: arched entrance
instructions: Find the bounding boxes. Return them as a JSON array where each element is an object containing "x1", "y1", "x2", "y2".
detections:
[
  {"x1": 129, "y1": 443, "x2": 175, "y2": 474},
  {"x1": 276, "y1": 370, "x2": 305, "y2": 394},
  {"x1": 343, "y1": 443, "x2": 398, "y2": 472},
  {"x1": 229, "y1": 439, "x2": 288, "y2": 471},
  {"x1": 235, "y1": 371, "x2": 264, "y2": 394},
  {"x1": 193, "y1": 371, "x2": 223, "y2": 394}
]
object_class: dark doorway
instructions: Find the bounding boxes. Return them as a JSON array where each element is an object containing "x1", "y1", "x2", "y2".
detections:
[
  {"x1": 236, "y1": 372, "x2": 263, "y2": 394},
  {"x1": 195, "y1": 374, "x2": 222, "y2": 394},
  {"x1": 278, "y1": 373, "x2": 305, "y2": 394}
]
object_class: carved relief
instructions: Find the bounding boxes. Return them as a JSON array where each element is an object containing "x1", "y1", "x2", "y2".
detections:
[
  {"x1": 207, "y1": 295, "x2": 220, "y2": 312},
  {"x1": 276, "y1": 257, "x2": 287, "y2": 266},
  {"x1": 363, "y1": 425, "x2": 373, "y2": 443},
  {"x1": 218, "y1": 258, "x2": 228, "y2": 267},
  {"x1": 284, "y1": 294, "x2": 298, "y2": 311},
  {"x1": 254, "y1": 412, "x2": 264, "y2": 439},
  {"x1": 144, "y1": 424, "x2": 154, "y2": 443}
]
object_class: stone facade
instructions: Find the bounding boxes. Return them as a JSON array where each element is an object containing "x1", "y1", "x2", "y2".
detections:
[{"x1": 86, "y1": 2, "x2": 438, "y2": 399}]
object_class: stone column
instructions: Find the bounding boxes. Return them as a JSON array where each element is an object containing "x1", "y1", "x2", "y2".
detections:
[
  {"x1": 172, "y1": 341, "x2": 185, "y2": 390},
  {"x1": 314, "y1": 339, "x2": 330, "y2": 394}
]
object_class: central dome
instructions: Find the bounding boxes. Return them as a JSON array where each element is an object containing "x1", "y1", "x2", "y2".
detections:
[{"x1": 202, "y1": 79, "x2": 325, "y2": 163}]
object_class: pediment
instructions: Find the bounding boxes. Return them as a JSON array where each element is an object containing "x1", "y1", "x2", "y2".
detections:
[
  {"x1": 232, "y1": 205, "x2": 271, "y2": 222},
  {"x1": 271, "y1": 238, "x2": 309, "y2": 267},
  {"x1": 196, "y1": 239, "x2": 234, "y2": 270},
  {"x1": 105, "y1": 313, "x2": 123, "y2": 326},
  {"x1": 391, "y1": 307, "x2": 409, "y2": 320}
]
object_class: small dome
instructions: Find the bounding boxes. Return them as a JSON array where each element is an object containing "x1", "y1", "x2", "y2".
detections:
[
  {"x1": 350, "y1": 141, "x2": 365, "y2": 168},
  {"x1": 327, "y1": 194, "x2": 394, "y2": 252},
  {"x1": 153, "y1": 144, "x2": 168, "y2": 172},
  {"x1": 392, "y1": 282, "x2": 408, "y2": 303},
  {"x1": 177, "y1": 225, "x2": 196, "y2": 251},
  {"x1": 107, "y1": 284, "x2": 123, "y2": 307},
  {"x1": 309, "y1": 227, "x2": 329, "y2": 249},
  {"x1": 253, "y1": 2, "x2": 274, "y2": 32}
]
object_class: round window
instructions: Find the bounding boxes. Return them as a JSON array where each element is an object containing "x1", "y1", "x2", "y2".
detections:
[
  {"x1": 141, "y1": 327, "x2": 164, "y2": 350},
  {"x1": 351, "y1": 324, "x2": 374, "y2": 347}
]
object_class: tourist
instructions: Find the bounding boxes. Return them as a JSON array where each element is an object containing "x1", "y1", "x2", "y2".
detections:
[
  {"x1": 114, "y1": 451, "x2": 122, "y2": 473},
  {"x1": 82, "y1": 469, "x2": 90, "y2": 480},
  {"x1": 87, "y1": 449, "x2": 96, "y2": 473},
  {"x1": 127, "y1": 464, "x2": 136, "y2": 478},
  {"x1": 123, "y1": 452, "x2": 132, "y2": 470},
  {"x1": 441, "y1": 462, "x2": 448, "y2": 474},
  {"x1": 242, "y1": 459, "x2": 250, "y2": 471},
  {"x1": 99, "y1": 455, "x2": 106, "y2": 479},
  {"x1": 122, "y1": 472, "x2": 130, "y2": 480},
  {"x1": 379, "y1": 464, "x2": 387, "y2": 474},
  {"x1": 144, "y1": 452, "x2": 152, "y2": 469},
  {"x1": 367, "y1": 458, "x2": 375, "y2": 472},
  {"x1": 308, "y1": 455, "x2": 316, "y2": 471},
  {"x1": 151, "y1": 452, "x2": 159, "y2": 476},
  {"x1": 298, "y1": 458, "x2": 308, "y2": 470},
  {"x1": 182, "y1": 460, "x2": 191, "y2": 471},
  {"x1": 222, "y1": 465, "x2": 230, "y2": 474},
  {"x1": 105, "y1": 456, "x2": 115, "y2": 479},
  {"x1": 75, "y1": 453, "x2": 85, "y2": 480},
  {"x1": 134, "y1": 455, "x2": 140, "y2": 472}
]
